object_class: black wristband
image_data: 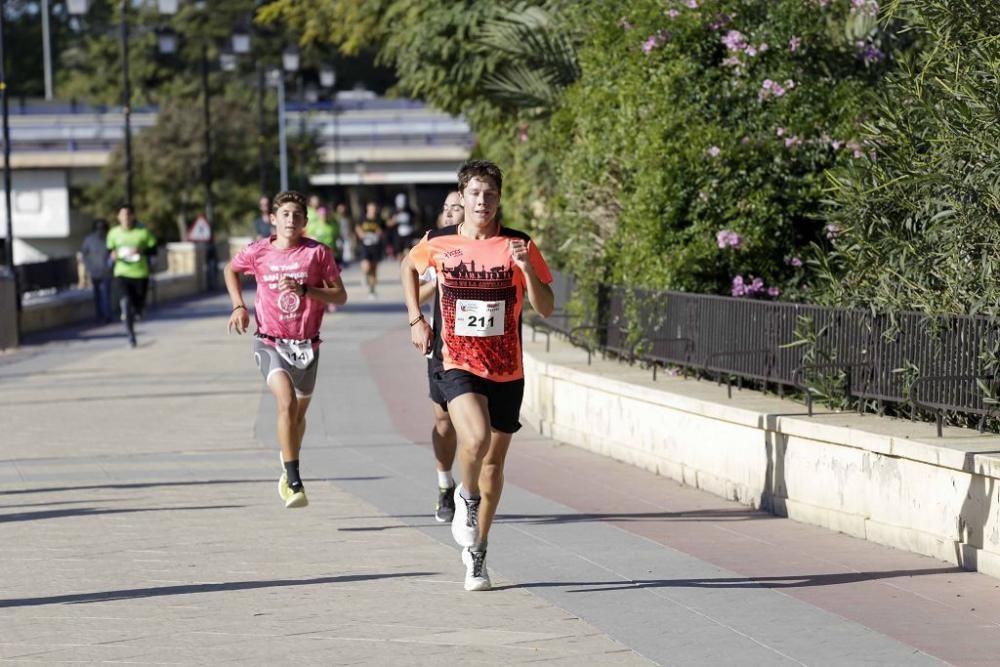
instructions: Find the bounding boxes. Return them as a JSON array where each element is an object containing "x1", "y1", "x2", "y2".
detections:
[
  {"x1": 409, "y1": 314, "x2": 424, "y2": 327},
  {"x1": 232, "y1": 305, "x2": 247, "y2": 312}
]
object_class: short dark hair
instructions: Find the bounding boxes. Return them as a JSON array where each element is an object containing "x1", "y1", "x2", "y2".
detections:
[
  {"x1": 118, "y1": 204, "x2": 133, "y2": 213},
  {"x1": 272, "y1": 190, "x2": 307, "y2": 215},
  {"x1": 457, "y1": 160, "x2": 503, "y2": 196},
  {"x1": 93, "y1": 218, "x2": 108, "y2": 231}
]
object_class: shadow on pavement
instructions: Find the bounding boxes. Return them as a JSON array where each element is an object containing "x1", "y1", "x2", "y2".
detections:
[
  {"x1": 338, "y1": 508, "x2": 765, "y2": 532},
  {"x1": 0, "y1": 477, "x2": 387, "y2": 496},
  {"x1": 2, "y1": 388, "x2": 264, "y2": 406},
  {"x1": 491, "y1": 566, "x2": 966, "y2": 593},
  {"x1": 0, "y1": 572, "x2": 439, "y2": 608},
  {"x1": 0, "y1": 504, "x2": 245, "y2": 523}
]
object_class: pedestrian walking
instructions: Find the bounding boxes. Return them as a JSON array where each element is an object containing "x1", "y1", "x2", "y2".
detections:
[
  {"x1": 253, "y1": 196, "x2": 272, "y2": 240},
  {"x1": 79, "y1": 219, "x2": 113, "y2": 324}
]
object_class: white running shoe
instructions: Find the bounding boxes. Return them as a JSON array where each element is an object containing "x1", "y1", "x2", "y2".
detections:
[
  {"x1": 450, "y1": 483, "x2": 479, "y2": 547},
  {"x1": 462, "y1": 547, "x2": 491, "y2": 591}
]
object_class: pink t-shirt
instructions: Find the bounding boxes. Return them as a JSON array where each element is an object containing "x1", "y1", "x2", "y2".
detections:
[{"x1": 230, "y1": 236, "x2": 339, "y2": 346}]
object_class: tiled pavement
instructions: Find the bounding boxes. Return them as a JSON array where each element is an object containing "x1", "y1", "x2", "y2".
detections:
[{"x1": 2, "y1": 264, "x2": 1000, "y2": 665}]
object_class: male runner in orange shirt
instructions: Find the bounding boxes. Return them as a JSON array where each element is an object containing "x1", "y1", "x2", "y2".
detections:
[{"x1": 402, "y1": 160, "x2": 554, "y2": 591}]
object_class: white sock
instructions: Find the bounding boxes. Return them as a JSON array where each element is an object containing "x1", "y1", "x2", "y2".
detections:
[{"x1": 437, "y1": 470, "x2": 454, "y2": 488}]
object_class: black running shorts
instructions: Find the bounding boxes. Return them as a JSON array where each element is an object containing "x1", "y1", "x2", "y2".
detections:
[
  {"x1": 428, "y1": 358, "x2": 448, "y2": 411},
  {"x1": 433, "y1": 368, "x2": 524, "y2": 434}
]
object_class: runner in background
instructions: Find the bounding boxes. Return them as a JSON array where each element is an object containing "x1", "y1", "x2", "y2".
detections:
[{"x1": 355, "y1": 201, "x2": 384, "y2": 299}]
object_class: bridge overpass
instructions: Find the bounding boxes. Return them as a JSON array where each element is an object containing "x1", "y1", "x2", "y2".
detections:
[{"x1": 0, "y1": 95, "x2": 474, "y2": 264}]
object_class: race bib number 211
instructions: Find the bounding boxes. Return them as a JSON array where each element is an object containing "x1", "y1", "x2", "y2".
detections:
[{"x1": 454, "y1": 299, "x2": 505, "y2": 337}]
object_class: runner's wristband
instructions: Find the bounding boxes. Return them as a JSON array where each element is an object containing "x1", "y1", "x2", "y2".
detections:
[
  {"x1": 232, "y1": 305, "x2": 247, "y2": 312},
  {"x1": 409, "y1": 315, "x2": 424, "y2": 327}
]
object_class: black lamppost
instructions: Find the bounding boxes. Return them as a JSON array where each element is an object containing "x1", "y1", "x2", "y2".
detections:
[
  {"x1": 229, "y1": 24, "x2": 267, "y2": 197},
  {"x1": 265, "y1": 46, "x2": 298, "y2": 193},
  {"x1": 67, "y1": 0, "x2": 179, "y2": 208},
  {"x1": 1, "y1": 0, "x2": 13, "y2": 272},
  {"x1": 319, "y1": 64, "x2": 338, "y2": 189}
]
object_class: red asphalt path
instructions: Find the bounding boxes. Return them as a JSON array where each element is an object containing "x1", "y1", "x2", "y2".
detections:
[{"x1": 364, "y1": 327, "x2": 1000, "y2": 667}]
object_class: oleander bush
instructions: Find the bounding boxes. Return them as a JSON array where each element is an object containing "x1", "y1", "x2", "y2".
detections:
[
  {"x1": 814, "y1": 1, "x2": 1000, "y2": 317},
  {"x1": 489, "y1": 0, "x2": 896, "y2": 304}
]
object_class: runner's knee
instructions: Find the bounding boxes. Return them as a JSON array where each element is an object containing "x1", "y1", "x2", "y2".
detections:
[{"x1": 480, "y1": 461, "x2": 503, "y2": 490}]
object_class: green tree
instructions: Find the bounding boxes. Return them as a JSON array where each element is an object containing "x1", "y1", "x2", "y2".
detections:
[
  {"x1": 817, "y1": 0, "x2": 1000, "y2": 317},
  {"x1": 78, "y1": 80, "x2": 291, "y2": 241},
  {"x1": 259, "y1": 0, "x2": 579, "y2": 119}
]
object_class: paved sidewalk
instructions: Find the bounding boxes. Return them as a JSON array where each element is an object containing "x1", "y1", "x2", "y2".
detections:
[{"x1": 1, "y1": 263, "x2": 1000, "y2": 665}]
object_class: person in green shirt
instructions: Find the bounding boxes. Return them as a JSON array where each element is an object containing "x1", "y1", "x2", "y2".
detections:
[
  {"x1": 106, "y1": 204, "x2": 157, "y2": 347},
  {"x1": 305, "y1": 200, "x2": 336, "y2": 251},
  {"x1": 305, "y1": 199, "x2": 339, "y2": 313}
]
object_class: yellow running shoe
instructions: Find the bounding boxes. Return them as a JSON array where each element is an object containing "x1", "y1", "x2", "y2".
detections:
[{"x1": 277, "y1": 472, "x2": 309, "y2": 509}]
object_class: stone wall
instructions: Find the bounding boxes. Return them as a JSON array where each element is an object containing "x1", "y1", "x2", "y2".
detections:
[{"x1": 520, "y1": 335, "x2": 1000, "y2": 579}]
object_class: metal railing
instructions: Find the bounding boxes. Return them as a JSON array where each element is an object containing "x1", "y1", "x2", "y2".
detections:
[
  {"x1": 15, "y1": 256, "x2": 78, "y2": 295},
  {"x1": 530, "y1": 270, "x2": 1000, "y2": 436}
]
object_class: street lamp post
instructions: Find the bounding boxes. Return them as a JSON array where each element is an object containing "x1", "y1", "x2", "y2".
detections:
[
  {"x1": 68, "y1": 0, "x2": 178, "y2": 208},
  {"x1": 275, "y1": 71, "x2": 288, "y2": 191},
  {"x1": 319, "y1": 65, "x2": 338, "y2": 189},
  {"x1": 119, "y1": 0, "x2": 133, "y2": 207},
  {"x1": 199, "y1": 43, "x2": 213, "y2": 227},
  {"x1": 1, "y1": 0, "x2": 13, "y2": 272},
  {"x1": 41, "y1": 0, "x2": 52, "y2": 99},
  {"x1": 270, "y1": 45, "x2": 299, "y2": 193}
]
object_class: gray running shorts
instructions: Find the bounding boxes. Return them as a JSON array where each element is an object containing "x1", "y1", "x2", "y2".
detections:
[{"x1": 253, "y1": 338, "x2": 320, "y2": 398}]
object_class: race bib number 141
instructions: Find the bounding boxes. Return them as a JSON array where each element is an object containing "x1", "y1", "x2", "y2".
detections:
[{"x1": 454, "y1": 299, "x2": 505, "y2": 337}]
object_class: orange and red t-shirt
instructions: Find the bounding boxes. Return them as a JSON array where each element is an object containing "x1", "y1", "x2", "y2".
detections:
[{"x1": 408, "y1": 225, "x2": 553, "y2": 382}]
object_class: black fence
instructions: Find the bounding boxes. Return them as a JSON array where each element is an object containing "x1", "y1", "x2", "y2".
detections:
[
  {"x1": 529, "y1": 271, "x2": 1000, "y2": 436},
  {"x1": 15, "y1": 257, "x2": 79, "y2": 295}
]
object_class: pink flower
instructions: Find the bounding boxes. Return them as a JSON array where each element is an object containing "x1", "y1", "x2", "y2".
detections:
[
  {"x1": 767, "y1": 286, "x2": 781, "y2": 298},
  {"x1": 716, "y1": 230, "x2": 742, "y2": 249},
  {"x1": 722, "y1": 30, "x2": 748, "y2": 52},
  {"x1": 731, "y1": 275, "x2": 746, "y2": 297},
  {"x1": 707, "y1": 146, "x2": 721, "y2": 157},
  {"x1": 785, "y1": 256, "x2": 803, "y2": 268},
  {"x1": 762, "y1": 79, "x2": 774, "y2": 90},
  {"x1": 788, "y1": 36, "x2": 801, "y2": 52},
  {"x1": 686, "y1": 0, "x2": 698, "y2": 7},
  {"x1": 775, "y1": 127, "x2": 786, "y2": 137},
  {"x1": 784, "y1": 135, "x2": 802, "y2": 148},
  {"x1": 709, "y1": 14, "x2": 732, "y2": 30},
  {"x1": 667, "y1": 8, "x2": 680, "y2": 18},
  {"x1": 642, "y1": 30, "x2": 670, "y2": 54},
  {"x1": 851, "y1": 0, "x2": 879, "y2": 17},
  {"x1": 745, "y1": 45, "x2": 758, "y2": 57}
]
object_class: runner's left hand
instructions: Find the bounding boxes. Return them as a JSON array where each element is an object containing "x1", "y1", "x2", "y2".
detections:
[
  {"x1": 509, "y1": 239, "x2": 531, "y2": 272},
  {"x1": 278, "y1": 276, "x2": 304, "y2": 296}
]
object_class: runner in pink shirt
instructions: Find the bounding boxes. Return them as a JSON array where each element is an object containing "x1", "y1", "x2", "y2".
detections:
[{"x1": 224, "y1": 191, "x2": 348, "y2": 508}]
